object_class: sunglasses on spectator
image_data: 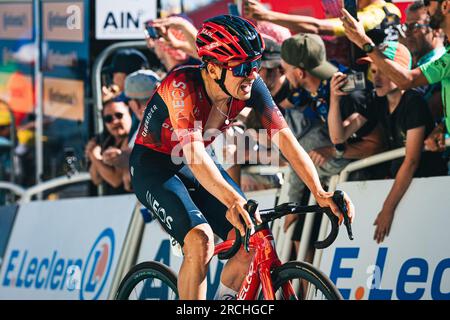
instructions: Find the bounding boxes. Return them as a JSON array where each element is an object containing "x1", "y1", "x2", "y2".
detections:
[
  {"x1": 219, "y1": 59, "x2": 262, "y2": 78},
  {"x1": 103, "y1": 112, "x2": 124, "y2": 123},
  {"x1": 402, "y1": 22, "x2": 430, "y2": 33}
]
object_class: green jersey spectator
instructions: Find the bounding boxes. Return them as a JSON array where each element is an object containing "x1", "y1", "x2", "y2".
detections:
[{"x1": 341, "y1": 0, "x2": 450, "y2": 152}]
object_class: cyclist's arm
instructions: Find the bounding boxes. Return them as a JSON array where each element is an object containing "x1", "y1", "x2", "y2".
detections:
[
  {"x1": 182, "y1": 141, "x2": 244, "y2": 207},
  {"x1": 273, "y1": 128, "x2": 326, "y2": 198},
  {"x1": 182, "y1": 140, "x2": 255, "y2": 234}
]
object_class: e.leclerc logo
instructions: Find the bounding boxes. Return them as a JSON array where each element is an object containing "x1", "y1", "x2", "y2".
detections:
[
  {"x1": 80, "y1": 228, "x2": 115, "y2": 300},
  {"x1": 1, "y1": 228, "x2": 115, "y2": 300}
]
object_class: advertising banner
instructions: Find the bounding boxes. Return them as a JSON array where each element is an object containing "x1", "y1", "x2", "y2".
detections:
[
  {"x1": 0, "y1": 205, "x2": 18, "y2": 268},
  {"x1": 134, "y1": 189, "x2": 278, "y2": 299},
  {"x1": 95, "y1": 0, "x2": 157, "y2": 40},
  {"x1": 0, "y1": 195, "x2": 136, "y2": 300},
  {"x1": 43, "y1": 77, "x2": 84, "y2": 121},
  {"x1": 319, "y1": 177, "x2": 450, "y2": 300},
  {"x1": 41, "y1": 0, "x2": 89, "y2": 122},
  {"x1": 0, "y1": 1, "x2": 34, "y2": 120}
]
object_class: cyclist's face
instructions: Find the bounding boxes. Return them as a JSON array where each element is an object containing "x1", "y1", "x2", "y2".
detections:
[{"x1": 222, "y1": 61, "x2": 259, "y2": 100}]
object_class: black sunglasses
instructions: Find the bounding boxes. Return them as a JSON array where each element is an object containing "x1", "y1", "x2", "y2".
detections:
[
  {"x1": 219, "y1": 59, "x2": 262, "y2": 78},
  {"x1": 103, "y1": 112, "x2": 124, "y2": 123},
  {"x1": 402, "y1": 22, "x2": 430, "y2": 33}
]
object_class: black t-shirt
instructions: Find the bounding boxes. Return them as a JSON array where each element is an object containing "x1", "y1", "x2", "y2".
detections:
[
  {"x1": 370, "y1": 89, "x2": 447, "y2": 177},
  {"x1": 340, "y1": 87, "x2": 378, "y2": 142}
]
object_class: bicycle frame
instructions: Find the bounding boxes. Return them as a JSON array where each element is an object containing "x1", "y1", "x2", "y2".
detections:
[{"x1": 214, "y1": 226, "x2": 297, "y2": 300}]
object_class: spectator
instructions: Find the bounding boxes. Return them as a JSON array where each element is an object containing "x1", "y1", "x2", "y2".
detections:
[
  {"x1": 145, "y1": 15, "x2": 201, "y2": 74},
  {"x1": 280, "y1": 34, "x2": 384, "y2": 257},
  {"x1": 340, "y1": 2, "x2": 450, "y2": 152},
  {"x1": 125, "y1": 70, "x2": 161, "y2": 124},
  {"x1": 108, "y1": 49, "x2": 150, "y2": 92},
  {"x1": 245, "y1": 0, "x2": 402, "y2": 41},
  {"x1": 0, "y1": 105, "x2": 13, "y2": 181},
  {"x1": 107, "y1": 69, "x2": 161, "y2": 191},
  {"x1": 256, "y1": 20, "x2": 291, "y2": 44},
  {"x1": 403, "y1": 0, "x2": 446, "y2": 121},
  {"x1": 350, "y1": 41, "x2": 447, "y2": 243},
  {"x1": 404, "y1": 0, "x2": 446, "y2": 66},
  {"x1": 150, "y1": 15, "x2": 200, "y2": 60},
  {"x1": 85, "y1": 99, "x2": 132, "y2": 195}
]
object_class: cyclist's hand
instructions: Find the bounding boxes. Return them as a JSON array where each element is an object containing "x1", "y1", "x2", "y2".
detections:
[
  {"x1": 226, "y1": 198, "x2": 262, "y2": 237},
  {"x1": 316, "y1": 190, "x2": 355, "y2": 225}
]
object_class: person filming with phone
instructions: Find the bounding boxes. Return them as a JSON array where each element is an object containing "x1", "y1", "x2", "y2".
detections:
[{"x1": 329, "y1": 41, "x2": 447, "y2": 244}]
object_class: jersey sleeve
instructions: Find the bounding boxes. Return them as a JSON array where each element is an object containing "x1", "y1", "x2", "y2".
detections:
[
  {"x1": 158, "y1": 75, "x2": 204, "y2": 148},
  {"x1": 246, "y1": 76, "x2": 289, "y2": 138},
  {"x1": 419, "y1": 49, "x2": 450, "y2": 85}
]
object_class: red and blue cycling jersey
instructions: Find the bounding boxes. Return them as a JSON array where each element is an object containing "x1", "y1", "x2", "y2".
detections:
[{"x1": 134, "y1": 65, "x2": 288, "y2": 155}]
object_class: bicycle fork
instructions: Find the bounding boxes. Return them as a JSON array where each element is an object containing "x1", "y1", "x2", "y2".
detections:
[{"x1": 236, "y1": 228, "x2": 294, "y2": 300}]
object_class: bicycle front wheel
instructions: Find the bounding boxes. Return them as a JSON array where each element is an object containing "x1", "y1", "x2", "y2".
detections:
[
  {"x1": 115, "y1": 261, "x2": 178, "y2": 300},
  {"x1": 262, "y1": 261, "x2": 343, "y2": 300}
]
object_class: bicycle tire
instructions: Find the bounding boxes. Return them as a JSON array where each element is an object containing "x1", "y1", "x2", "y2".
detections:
[
  {"x1": 115, "y1": 261, "x2": 179, "y2": 300},
  {"x1": 259, "y1": 261, "x2": 343, "y2": 300}
]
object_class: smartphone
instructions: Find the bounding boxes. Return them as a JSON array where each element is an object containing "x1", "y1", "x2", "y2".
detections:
[
  {"x1": 144, "y1": 20, "x2": 162, "y2": 39},
  {"x1": 341, "y1": 72, "x2": 366, "y2": 92},
  {"x1": 343, "y1": 0, "x2": 358, "y2": 20}
]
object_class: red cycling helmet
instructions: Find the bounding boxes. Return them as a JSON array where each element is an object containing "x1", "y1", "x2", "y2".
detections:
[{"x1": 196, "y1": 15, "x2": 265, "y2": 64}]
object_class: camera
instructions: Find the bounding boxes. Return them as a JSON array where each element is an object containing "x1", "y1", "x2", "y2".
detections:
[
  {"x1": 144, "y1": 20, "x2": 163, "y2": 39},
  {"x1": 341, "y1": 72, "x2": 366, "y2": 92},
  {"x1": 63, "y1": 147, "x2": 79, "y2": 178}
]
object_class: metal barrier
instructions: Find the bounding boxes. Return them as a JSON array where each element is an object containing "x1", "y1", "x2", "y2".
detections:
[
  {"x1": 270, "y1": 139, "x2": 450, "y2": 270},
  {"x1": 17, "y1": 172, "x2": 92, "y2": 203},
  {"x1": 0, "y1": 182, "x2": 26, "y2": 199},
  {"x1": 92, "y1": 40, "x2": 147, "y2": 136},
  {"x1": 311, "y1": 138, "x2": 450, "y2": 270},
  {"x1": 1, "y1": 174, "x2": 91, "y2": 205}
]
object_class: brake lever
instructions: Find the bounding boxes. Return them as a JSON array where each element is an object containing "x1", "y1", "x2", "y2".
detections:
[
  {"x1": 333, "y1": 190, "x2": 354, "y2": 240},
  {"x1": 243, "y1": 200, "x2": 259, "y2": 253}
]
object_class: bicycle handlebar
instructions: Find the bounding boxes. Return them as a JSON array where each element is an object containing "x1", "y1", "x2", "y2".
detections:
[{"x1": 217, "y1": 190, "x2": 353, "y2": 260}]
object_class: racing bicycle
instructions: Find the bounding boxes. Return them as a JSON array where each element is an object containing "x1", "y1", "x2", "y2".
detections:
[{"x1": 115, "y1": 190, "x2": 353, "y2": 300}]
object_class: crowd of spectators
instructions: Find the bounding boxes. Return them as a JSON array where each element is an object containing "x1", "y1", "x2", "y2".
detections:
[{"x1": 2, "y1": 0, "x2": 449, "y2": 252}]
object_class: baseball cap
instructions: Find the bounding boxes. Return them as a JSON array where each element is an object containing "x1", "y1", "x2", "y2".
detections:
[
  {"x1": 261, "y1": 37, "x2": 281, "y2": 69},
  {"x1": 357, "y1": 41, "x2": 412, "y2": 70},
  {"x1": 125, "y1": 69, "x2": 161, "y2": 101},
  {"x1": 281, "y1": 33, "x2": 338, "y2": 80},
  {"x1": 109, "y1": 49, "x2": 150, "y2": 75}
]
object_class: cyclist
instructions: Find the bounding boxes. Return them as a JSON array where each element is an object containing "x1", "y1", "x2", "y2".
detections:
[{"x1": 130, "y1": 15, "x2": 355, "y2": 300}]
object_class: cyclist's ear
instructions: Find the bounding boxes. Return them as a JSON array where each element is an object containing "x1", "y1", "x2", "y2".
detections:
[{"x1": 206, "y1": 63, "x2": 221, "y2": 80}]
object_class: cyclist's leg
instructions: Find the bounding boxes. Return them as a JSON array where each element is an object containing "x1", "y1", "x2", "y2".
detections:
[
  {"x1": 130, "y1": 145, "x2": 215, "y2": 299},
  {"x1": 178, "y1": 162, "x2": 255, "y2": 298}
]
